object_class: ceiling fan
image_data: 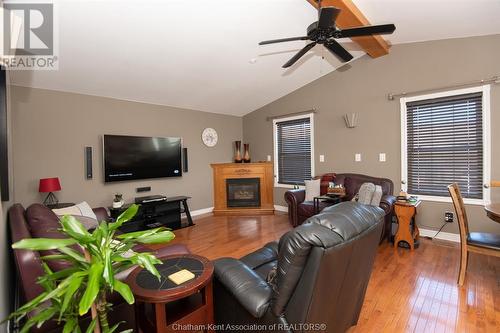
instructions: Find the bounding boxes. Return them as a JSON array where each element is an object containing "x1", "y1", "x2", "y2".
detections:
[{"x1": 259, "y1": 6, "x2": 396, "y2": 68}]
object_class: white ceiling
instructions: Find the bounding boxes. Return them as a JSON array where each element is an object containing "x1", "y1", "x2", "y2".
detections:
[{"x1": 10, "y1": 0, "x2": 500, "y2": 116}]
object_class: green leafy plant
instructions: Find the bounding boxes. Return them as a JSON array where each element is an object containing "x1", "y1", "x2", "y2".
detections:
[{"x1": 7, "y1": 204, "x2": 175, "y2": 333}]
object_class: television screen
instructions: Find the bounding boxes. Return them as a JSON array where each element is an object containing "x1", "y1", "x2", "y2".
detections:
[{"x1": 103, "y1": 134, "x2": 182, "y2": 182}]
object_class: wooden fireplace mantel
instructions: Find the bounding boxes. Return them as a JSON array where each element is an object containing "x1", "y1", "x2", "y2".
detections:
[{"x1": 211, "y1": 162, "x2": 274, "y2": 215}]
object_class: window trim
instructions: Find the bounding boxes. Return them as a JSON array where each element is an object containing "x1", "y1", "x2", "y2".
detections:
[
  {"x1": 273, "y1": 113, "x2": 315, "y2": 188},
  {"x1": 400, "y1": 85, "x2": 491, "y2": 205}
]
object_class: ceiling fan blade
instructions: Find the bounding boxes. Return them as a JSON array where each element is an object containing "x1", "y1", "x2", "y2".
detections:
[
  {"x1": 318, "y1": 6, "x2": 340, "y2": 29},
  {"x1": 259, "y1": 36, "x2": 309, "y2": 45},
  {"x1": 337, "y1": 24, "x2": 396, "y2": 38},
  {"x1": 324, "y1": 39, "x2": 353, "y2": 62},
  {"x1": 282, "y1": 42, "x2": 316, "y2": 68}
]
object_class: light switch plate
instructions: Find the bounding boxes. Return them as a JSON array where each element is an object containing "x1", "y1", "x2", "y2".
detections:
[
  {"x1": 355, "y1": 153, "x2": 361, "y2": 162},
  {"x1": 319, "y1": 155, "x2": 325, "y2": 162},
  {"x1": 267, "y1": 155, "x2": 271, "y2": 161},
  {"x1": 379, "y1": 153, "x2": 386, "y2": 162}
]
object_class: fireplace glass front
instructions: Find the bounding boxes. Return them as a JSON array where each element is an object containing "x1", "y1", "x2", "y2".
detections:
[{"x1": 226, "y1": 178, "x2": 261, "y2": 208}]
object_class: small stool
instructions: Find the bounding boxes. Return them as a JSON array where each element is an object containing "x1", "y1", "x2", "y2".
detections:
[{"x1": 394, "y1": 200, "x2": 421, "y2": 250}]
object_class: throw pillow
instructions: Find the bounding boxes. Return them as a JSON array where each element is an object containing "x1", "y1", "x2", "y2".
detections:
[
  {"x1": 357, "y1": 182, "x2": 376, "y2": 205},
  {"x1": 52, "y1": 201, "x2": 98, "y2": 220},
  {"x1": 371, "y1": 185, "x2": 383, "y2": 206},
  {"x1": 304, "y1": 179, "x2": 321, "y2": 201},
  {"x1": 60, "y1": 215, "x2": 98, "y2": 231}
]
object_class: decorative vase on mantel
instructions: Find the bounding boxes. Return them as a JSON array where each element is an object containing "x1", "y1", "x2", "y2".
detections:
[
  {"x1": 243, "y1": 143, "x2": 251, "y2": 163},
  {"x1": 234, "y1": 141, "x2": 243, "y2": 163}
]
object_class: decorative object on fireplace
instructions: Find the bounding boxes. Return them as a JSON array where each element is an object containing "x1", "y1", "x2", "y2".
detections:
[
  {"x1": 234, "y1": 141, "x2": 242, "y2": 163},
  {"x1": 243, "y1": 143, "x2": 251, "y2": 163}
]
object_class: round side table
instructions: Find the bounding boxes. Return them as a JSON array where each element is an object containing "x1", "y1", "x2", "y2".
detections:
[{"x1": 126, "y1": 254, "x2": 214, "y2": 333}]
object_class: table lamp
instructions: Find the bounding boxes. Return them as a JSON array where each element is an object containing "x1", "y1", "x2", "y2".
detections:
[{"x1": 39, "y1": 177, "x2": 61, "y2": 206}]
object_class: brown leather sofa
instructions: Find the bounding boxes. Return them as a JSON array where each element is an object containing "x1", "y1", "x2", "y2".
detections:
[
  {"x1": 8, "y1": 203, "x2": 189, "y2": 333},
  {"x1": 213, "y1": 202, "x2": 385, "y2": 333},
  {"x1": 285, "y1": 173, "x2": 396, "y2": 242}
]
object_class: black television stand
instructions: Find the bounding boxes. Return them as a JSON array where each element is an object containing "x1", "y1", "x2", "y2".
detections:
[{"x1": 109, "y1": 195, "x2": 194, "y2": 232}]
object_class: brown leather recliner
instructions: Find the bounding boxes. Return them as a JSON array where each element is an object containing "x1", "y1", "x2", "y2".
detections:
[
  {"x1": 8, "y1": 203, "x2": 189, "y2": 333},
  {"x1": 285, "y1": 173, "x2": 396, "y2": 242},
  {"x1": 213, "y1": 202, "x2": 385, "y2": 333}
]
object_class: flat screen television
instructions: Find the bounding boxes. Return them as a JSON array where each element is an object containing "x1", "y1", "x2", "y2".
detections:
[{"x1": 103, "y1": 134, "x2": 182, "y2": 182}]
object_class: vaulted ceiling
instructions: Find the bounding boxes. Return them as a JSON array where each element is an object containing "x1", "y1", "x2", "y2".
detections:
[{"x1": 10, "y1": 0, "x2": 500, "y2": 116}]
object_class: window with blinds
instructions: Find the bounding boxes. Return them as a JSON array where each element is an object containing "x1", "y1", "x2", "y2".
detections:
[
  {"x1": 404, "y1": 91, "x2": 485, "y2": 199},
  {"x1": 274, "y1": 115, "x2": 313, "y2": 185}
]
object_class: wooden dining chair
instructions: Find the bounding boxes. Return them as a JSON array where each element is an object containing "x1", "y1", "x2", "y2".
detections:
[{"x1": 448, "y1": 183, "x2": 500, "y2": 286}]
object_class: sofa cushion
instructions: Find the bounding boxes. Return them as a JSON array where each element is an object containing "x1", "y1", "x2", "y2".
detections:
[
  {"x1": 26, "y1": 204, "x2": 66, "y2": 239},
  {"x1": 297, "y1": 201, "x2": 334, "y2": 217},
  {"x1": 26, "y1": 204, "x2": 81, "y2": 272}
]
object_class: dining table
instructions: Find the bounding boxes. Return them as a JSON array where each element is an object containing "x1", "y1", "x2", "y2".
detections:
[{"x1": 484, "y1": 203, "x2": 500, "y2": 223}]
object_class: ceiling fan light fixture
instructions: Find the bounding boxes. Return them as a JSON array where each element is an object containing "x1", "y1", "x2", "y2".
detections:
[{"x1": 258, "y1": 6, "x2": 396, "y2": 69}]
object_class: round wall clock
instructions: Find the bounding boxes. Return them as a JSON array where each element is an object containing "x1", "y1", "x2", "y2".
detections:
[{"x1": 201, "y1": 127, "x2": 218, "y2": 147}]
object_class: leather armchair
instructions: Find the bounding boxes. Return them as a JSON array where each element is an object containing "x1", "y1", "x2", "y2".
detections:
[
  {"x1": 285, "y1": 173, "x2": 396, "y2": 242},
  {"x1": 214, "y1": 202, "x2": 385, "y2": 333}
]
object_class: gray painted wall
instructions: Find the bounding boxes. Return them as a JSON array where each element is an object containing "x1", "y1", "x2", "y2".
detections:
[
  {"x1": 243, "y1": 34, "x2": 500, "y2": 235},
  {"x1": 10, "y1": 86, "x2": 242, "y2": 210}
]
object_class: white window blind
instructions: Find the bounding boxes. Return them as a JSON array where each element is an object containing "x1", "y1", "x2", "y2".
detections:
[
  {"x1": 275, "y1": 116, "x2": 312, "y2": 185},
  {"x1": 405, "y1": 92, "x2": 484, "y2": 199}
]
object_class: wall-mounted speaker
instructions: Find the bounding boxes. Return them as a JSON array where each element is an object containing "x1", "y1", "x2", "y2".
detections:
[
  {"x1": 182, "y1": 147, "x2": 188, "y2": 172},
  {"x1": 85, "y1": 146, "x2": 93, "y2": 179}
]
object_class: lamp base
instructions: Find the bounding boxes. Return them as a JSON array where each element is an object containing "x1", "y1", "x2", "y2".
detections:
[{"x1": 43, "y1": 192, "x2": 59, "y2": 206}]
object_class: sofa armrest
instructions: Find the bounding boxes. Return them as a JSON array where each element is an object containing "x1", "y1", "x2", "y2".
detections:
[
  {"x1": 380, "y1": 194, "x2": 396, "y2": 215},
  {"x1": 284, "y1": 189, "x2": 306, "y2": 227},
  {"x1": 93, "y1": 207, "x2": 110, "y2": 222},
  {"x1": 214, "y1": 258, "x2": 272, "y2": 318},
  {"x1": 285, "y1": 189, "x2": 306, "y2": 206}
]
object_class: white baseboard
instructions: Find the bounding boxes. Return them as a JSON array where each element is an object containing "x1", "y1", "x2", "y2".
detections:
[
  {"x1": 274, "y1": 205, "x2": 288, "y2": 212},
  {"x1": 183, "y1": 206, "x2": 288, "y2": 218},
  {"x1": 419, "y1": 228, "x2": 460, "y2": 243},
  {"x1": 182, "y1": 207, "x2": 213, "y2": 219}
]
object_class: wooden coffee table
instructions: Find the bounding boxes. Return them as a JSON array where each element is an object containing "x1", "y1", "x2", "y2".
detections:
[{"x1": 126, "y1": 254, "x2": 214, "y2": 333}]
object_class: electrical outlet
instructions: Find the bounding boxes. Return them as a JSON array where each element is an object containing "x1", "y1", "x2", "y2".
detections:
[
  {"x1": 319, "y1": 155, "x2": 325, "y2": 162},
  {"x1": 355, "y1": 153, "x2": 361, "y2": 162},
  {"x1": 267, "y1": 155, "x2": 272, "y2": 161},
  {"x1": 379, "y1": 153, "x2": 386, "y2": 162},
  {"x1": 445, "y1": 212, "x2": 454, "y2": 223}
]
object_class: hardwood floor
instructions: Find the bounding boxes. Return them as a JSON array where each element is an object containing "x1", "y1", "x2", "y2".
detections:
[
  {"x1": 165, "y1": 213, "x2": 500, "y2": 332},
  {"x1": 166, "y1": 212, "x2": 292, "y2": 260}
]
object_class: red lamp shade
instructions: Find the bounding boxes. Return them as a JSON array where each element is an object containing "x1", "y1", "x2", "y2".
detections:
[{"x1": 39, "y1": 177, "x2": 61, "y2": 193}]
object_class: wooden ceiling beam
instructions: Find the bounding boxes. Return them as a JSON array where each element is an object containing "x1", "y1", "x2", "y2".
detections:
[{"x1": 306, "y1": 0, "x2": 391, "y2": 58}]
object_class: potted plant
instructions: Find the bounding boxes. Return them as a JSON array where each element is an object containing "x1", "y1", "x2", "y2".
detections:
[{"x1": 6, "y1": 204, "x2": 175, "y2": 333}]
